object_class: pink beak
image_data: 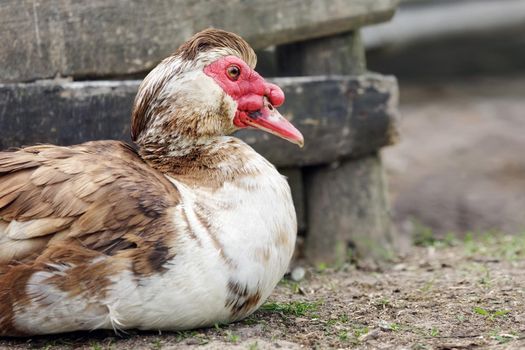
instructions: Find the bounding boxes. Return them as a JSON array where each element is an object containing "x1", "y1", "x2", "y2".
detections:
[{"x1": 240, "y1": 97, "x2": 304, "y2": 147}]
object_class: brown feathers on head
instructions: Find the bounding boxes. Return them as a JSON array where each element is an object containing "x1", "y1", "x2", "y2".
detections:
[
  {"x1": 131, "y1": 28, "x2": 257, "y2": 142},
  {"x1": 175, "y1": 28, "x2": 257, "y2": 69}
]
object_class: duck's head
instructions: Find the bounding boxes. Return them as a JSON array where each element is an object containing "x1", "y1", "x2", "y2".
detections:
[{"x1": 131, "y1": 28, "x2": 303, "y2": 150}]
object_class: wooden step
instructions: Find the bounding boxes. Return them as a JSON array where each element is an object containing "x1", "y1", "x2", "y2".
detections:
[{"x1": 0, "y1": 74, "x2": 400, "y2": 167}]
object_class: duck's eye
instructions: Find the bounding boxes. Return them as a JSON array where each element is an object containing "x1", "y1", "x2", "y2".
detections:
[{"x1": 226, "y1": 65, "x2": 241, "y2": 81}]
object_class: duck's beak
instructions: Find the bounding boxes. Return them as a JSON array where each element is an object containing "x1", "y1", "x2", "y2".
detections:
[{"x1": 243, "y1": 97, "x2": 304, "y2": 147}]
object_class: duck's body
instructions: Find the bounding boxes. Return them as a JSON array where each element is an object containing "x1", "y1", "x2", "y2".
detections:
[
  {"x1": 0, "y1": 29, "x2": 303, "y2": 336},
  {"x1": 1, "y1": 138, "x2": 295, "y2": 335}
]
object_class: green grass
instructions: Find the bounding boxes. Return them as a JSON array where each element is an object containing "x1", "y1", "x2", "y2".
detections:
[
  {"x1": 328, "y1": 325, "x2": 369, "y2": 345},
  {"x1": 489, "y1": 329, "x2": 519, "y2": 344},
  {"x1": 464, "y1": 232, "x2": 525, "y2": 260},
  {"x1": 151, "y1": 339, "x2": 162, "y2": 350},
  {"x1": 316, "y1": 262, "x2": 328, "y2": 272},
  {"x1": 175, "y1": 330, "x2": 198, "y2": 341},
  {"x1": 174, "y1": 330, "x2": 211, "y2": 345},
  {"x1": 241, "y1": 315, "x2": 259, "y2": 325},
  {"x1": 225, "y1": 330, "x2": 240, "y2": 343},
  {"x1": 429, "y1": 327, "x2": 439, "y2": 337},
  {"x1": 375, "y1": 298, "x2": 391, "y2": 308},
  {"x1": 338, "y1": 314, "x2": 349, "y2": 323},
  {"x1": 412, "y1": 221, "x2": 438, "y2": 247},
  {"x1": 381, "y1": 322, "x2": 402, "y2": 332},
  {"x1": 473, "y1": 307, "x2": 510, "y2": 321},
  {"x1": 278, "y1": 278, "x2": 301, "y2": 294},
  {"x1": 338, "y1": 331, "x2": 349, "y2": 342},
  {"x1": 412, "y1": 221, "x2": 458, "y2": 247},
  {"x1": 248, "y1": 341, "x2": 259, "y2": 350},
  {"x1": 411, "y1": 221, "x2": 525, "y2": 261},
  {"x1": 389, "y1": 323, "x2": 401, "y2": 332},
  {"x1": 353, "y1": 326, "x2": 369, "y2": 339},
  {"x1": 261, "y1": 300, "x2": 320, "y2": 317},
  {"x1": 90, "y1": 342, "x2": 103, "y2": 350}
]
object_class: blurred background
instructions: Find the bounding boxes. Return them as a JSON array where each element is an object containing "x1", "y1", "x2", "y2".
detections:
[
  {"x1": 364, "y1": 0, "x2": 525, "y2": 238},
  {"x1": 2, "y1": 3, "x2": 524, "y2": 347}
]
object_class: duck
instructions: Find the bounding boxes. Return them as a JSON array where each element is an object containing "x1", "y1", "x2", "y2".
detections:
[{"x1": 0, "y1": 28, "x2": 303, "y2": 336}]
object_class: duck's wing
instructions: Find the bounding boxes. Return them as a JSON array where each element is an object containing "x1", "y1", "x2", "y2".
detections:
[
  {"x1": 0, "y1": 140, "x2": 187, "y2": 335},
  {"x1": 0, "y1": 140, "x2": 181, "y2": 271}
]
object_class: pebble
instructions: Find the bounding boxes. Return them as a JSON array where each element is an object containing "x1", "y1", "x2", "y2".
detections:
[{"x1": 291, "y1": 266, "x2": 305, "y2": 281}]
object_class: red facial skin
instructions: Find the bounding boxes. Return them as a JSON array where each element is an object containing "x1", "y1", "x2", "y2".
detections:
[{"x1": 204, "y1": 56, "x2": 304, "y2": 146}]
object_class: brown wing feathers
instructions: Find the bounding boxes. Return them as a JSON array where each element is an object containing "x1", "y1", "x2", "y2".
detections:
[{"x1": 0, "y1": 141, "x2": 180, "y2": 269}]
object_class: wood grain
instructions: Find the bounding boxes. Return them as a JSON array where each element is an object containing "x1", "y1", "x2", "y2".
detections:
[
  {"x1": 0, "y1": 75, "x2": 399, "y2": 166},
  {"x1": 0, "y1": 0, "x2": 398, "y2": 82}
]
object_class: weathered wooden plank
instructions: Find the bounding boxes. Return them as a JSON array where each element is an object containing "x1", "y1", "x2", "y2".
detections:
[
  {"x1": 363, "y1": 0, "x2": 525, "y2": 49},
  {"x1": 277, "y1": 31, "x2": 367, "y2": 76},
  {"x1": 0, "y1": 0, "x2": 399, "y2": 82},
  {"x1": 241, "y1": 75, "x2": 400, "y2": 166},
  {"x1": 282, "y1": 31, "x2": 398, "y2": 266},
  {"x1": 0, "y1": 75, "x2": 399, "y2": 166},
  {"x1": 0, "y1": 81, "x2": 137, "y2": 148},
  {"x1": 280, "y1": 168, "x2": 306, "y2": 232},
  {"x1": 304, "y1": 154, "x2": 396, "y2": 268}
]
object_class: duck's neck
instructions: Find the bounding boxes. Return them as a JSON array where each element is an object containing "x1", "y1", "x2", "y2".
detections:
[{"x1": 137, "y1": 135, "x2": 261, "y2": 188}]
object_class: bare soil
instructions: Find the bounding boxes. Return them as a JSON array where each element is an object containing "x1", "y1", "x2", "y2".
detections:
[{"x1": 1, "y1": 233, "x2": 524, "y2": 350}]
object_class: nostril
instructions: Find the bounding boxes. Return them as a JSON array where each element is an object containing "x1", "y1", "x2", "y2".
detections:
[{"x1": 268, "y1": 104, "x2": 274, "y2": 111}]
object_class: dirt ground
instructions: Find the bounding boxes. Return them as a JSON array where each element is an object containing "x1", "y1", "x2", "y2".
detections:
[{"x1": 1, "y1": 233, "x2": 524, "y2": 350}]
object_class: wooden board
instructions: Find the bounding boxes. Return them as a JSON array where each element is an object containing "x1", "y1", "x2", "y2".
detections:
[
  {"x1": 0, "y1": 75, "x2": 399, "y2": 166},
  {"x1": 304, "y1": 154, "x2": 396, "y2": 268},
  {"x1": 0, "y1": 0, "x2": 398, "y2": 82},
  {"x1": 363, "y1": 0, "x2": 525, "y2": 49}
]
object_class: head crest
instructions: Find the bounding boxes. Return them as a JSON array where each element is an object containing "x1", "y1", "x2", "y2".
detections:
[{"x1": 175, "y1": 28, "x2": 257, "y2": 69}]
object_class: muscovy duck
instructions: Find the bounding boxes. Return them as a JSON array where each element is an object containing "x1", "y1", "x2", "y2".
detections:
[{"x1": 0, "y1": 28, "x2": 303, "y2": 336}]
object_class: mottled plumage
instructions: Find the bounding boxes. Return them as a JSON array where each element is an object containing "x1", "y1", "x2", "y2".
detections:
[{"x1": 0, "y1": 28, "x2": 302, "y2": 336}]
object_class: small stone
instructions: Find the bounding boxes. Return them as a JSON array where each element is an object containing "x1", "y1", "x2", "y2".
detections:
[
  {"x1": 378, "y1": 320, "x2": 393, "y2": 331},
  {"x1": 291, "y1": 267, "x2": 305, "y2": 281}
]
